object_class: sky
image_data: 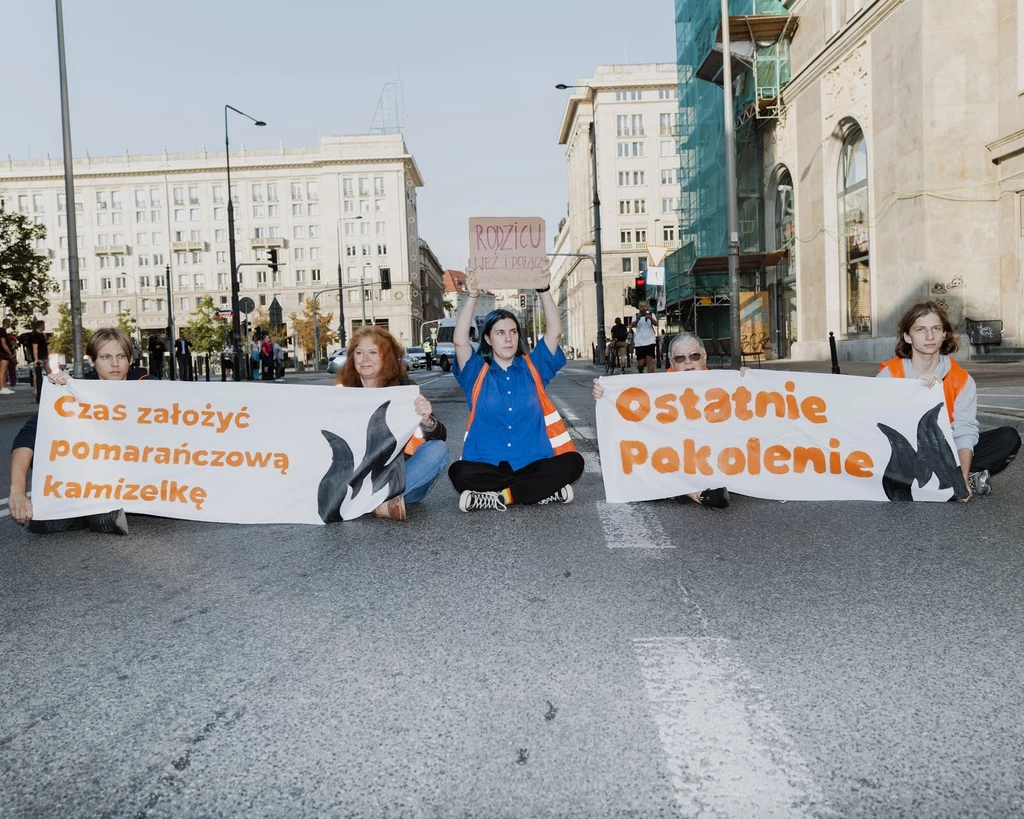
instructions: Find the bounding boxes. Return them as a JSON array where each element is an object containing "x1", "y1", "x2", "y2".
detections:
[{"x1": 1, "y1": 0, "x2": 676, "y2": 271}]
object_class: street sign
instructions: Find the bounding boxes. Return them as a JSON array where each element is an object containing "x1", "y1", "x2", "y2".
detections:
[{"x1": 239, "y1": 297, "x2": 255, "y2": 314}]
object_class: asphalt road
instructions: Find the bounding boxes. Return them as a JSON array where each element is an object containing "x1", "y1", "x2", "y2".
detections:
[{"x1": 2, "y1": 364, "x2": 1024, "y2": 818}]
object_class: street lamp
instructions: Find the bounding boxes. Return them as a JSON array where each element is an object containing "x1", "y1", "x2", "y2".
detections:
[
  {"x1": 555, "y1": 83, "x2": 606, "y2": 365},
  {"x1": 335, "y1": 215, "x2": 363, "y2": 349},
  {"x1": 224, "y1": 104, "x2": 266, "y2": 381}
]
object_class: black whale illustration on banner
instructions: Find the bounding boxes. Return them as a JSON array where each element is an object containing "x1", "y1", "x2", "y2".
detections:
[
  {"x1": 877, "y1": 403, "x2": 969, "y2": 502},
  {"x1": 317, "y1": 401, "x2": 406, "y2": 522}
]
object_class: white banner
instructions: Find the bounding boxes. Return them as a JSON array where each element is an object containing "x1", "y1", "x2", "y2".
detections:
[
  {"x1": 31, "y1": 380, "x2": 421, "y2": 524},
  {"x1": 596, "y1": 370, "x2": 968, "y2": 503}
]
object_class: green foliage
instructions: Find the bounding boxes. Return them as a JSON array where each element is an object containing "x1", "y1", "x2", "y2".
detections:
[
  {"x1": 181, "y1": 296, "x2": 227, "y2": 355},
  {"x1": 289, "y1": 299, "x2": 337, "y2": 361},
  {"x1": 0, "y1": 209, "x2": 56, "y2": 321},
  {"x1": 50, "y1": 302, "x2": 81, "y2": 362},
  {"x1": 116, "y1": 309, "x2": 138, "y2": 338}
]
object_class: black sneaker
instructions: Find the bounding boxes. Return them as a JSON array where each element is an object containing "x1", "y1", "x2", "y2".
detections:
[
  {"x1": 698, "y1": 487, "x2": 730, "y2": 509},
  {"x1": 968, "y1": 470, "x2": 992, "y2": 496},
  {"x1": 27, "y1": 516, "x2": 89, "y2": 535},
  {"x1": 86, "y1": 509, "x2": 129, "y2": 535}
]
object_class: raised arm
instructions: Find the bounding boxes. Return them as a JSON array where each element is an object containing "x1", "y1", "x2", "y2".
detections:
[
  {"x1": 538, "y1": 266, "x2": 562, "y2": 354},
  {"x1": 454, "y1": 269, "x2": 481, "y2": 370}
]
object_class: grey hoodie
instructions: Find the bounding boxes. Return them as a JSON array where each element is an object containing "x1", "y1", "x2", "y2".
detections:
[{"x1": 876, "y1": 355, "x2": 979, "y2": 451}]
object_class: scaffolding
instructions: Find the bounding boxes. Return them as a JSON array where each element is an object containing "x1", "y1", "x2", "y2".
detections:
[{"x1": 668, "y1": 0, "x2": 796, "y2": 351}]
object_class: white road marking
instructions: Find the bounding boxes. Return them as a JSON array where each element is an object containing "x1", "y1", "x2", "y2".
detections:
[
  {"x1": 561, "y1": 407, "x2": 580, "y2": 421},
  {"x1": 634, "y1": 636, "x2": 826, "y2": 818},
  {"x1": 0, "y1": 509, "x2": 9, "y2": 519},
  {"x1": 978, "y1": 404, "x2": 1024, "y2": 412},
  {"x1": 574, "y1": 425, "x2": 596, "y2": 439},
  {"x1": 596, "y1": 501, "x2": 673, "y2": 549},
  {"x1": 417, "y1": 375, "x2": 445, "y2": 387},
  {"x1": 0, "y1": 492, "x2": 30, "y2": 507}
]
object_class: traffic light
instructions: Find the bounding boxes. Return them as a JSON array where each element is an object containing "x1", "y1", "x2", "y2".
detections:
[
  {"x1": 379, "y1": 267, "x2": 392, "y2": 290},
  {"x1": 519, "y1": 294, "x2": 527, "y2": 309},
  {"x1": 626, "y1": 287, "x2": 635, "y2": 305},
  {"x1": 634, "y1": 275, "x2": 646, "y2": 291},
  {"x1": 267, "y1": 248, "x2": 279, "y2": 274}
]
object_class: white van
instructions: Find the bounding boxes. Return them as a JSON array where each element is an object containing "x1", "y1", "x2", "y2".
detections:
[{"x1": 434, "y1": 314, "x2": 487, "y2": 372}]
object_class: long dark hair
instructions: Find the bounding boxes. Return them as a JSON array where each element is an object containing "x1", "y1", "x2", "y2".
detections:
[
  {"x1": 477, "y1": 309, "x2": 530, "y2": 363},
  {"x1": 894, "y1": 300, "x2": 960, "y2": 359}
]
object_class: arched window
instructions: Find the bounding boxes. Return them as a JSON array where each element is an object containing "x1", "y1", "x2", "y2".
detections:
[
  {"x1": 774, "y1": 169, "x2": 796, "y2": 356},
  {"x1": 838, "y1": 125, "x2": 870, "y2": 335}
]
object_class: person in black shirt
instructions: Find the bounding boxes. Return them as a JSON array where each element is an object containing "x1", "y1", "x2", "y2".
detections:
[
  {"x1": 175, "y1": 334, "x2": 192, "y2": 381},
  {"x1": 148, "y1": 334, "x2": 166, "y2": 379},
  {"x1": 26, "y1": 320, "x2": 50, "y2": 403},
  {"x1": 9, "y1": 327, "x2": 149, "y2": 535}
]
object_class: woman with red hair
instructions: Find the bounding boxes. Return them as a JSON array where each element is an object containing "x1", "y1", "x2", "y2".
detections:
[{"x1": 335, "y1": 325, "x2": 448, "y2": 520}]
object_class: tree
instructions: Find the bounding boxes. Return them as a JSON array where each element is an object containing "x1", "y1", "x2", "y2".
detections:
[
  {"x1": 0, "y1": 208, "x2": 56, "y2": 321},
  {"x1": 289, "y1": 299, "x2": 337, "y2": 362},
  {"x1": 443, "y1": 295, "x2": 456, "y2": 316},
  {"x1": 248, "y1": 305, "x2": 286, "y2": 343},
  {"x1": 116, "y1": 309, "x2": 138, "y2": 339},
  {"x1": 50, "y1": 302, "x2": 83, "y2": 363},
  {"x1": 182, "y1": 296, "x2": 226, "y2": 355}
]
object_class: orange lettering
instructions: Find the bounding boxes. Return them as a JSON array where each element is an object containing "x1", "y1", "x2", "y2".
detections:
[
  {"x1": 764, "y1": 444, "x2": 791, "y2": 474},
  {"x1": 654, "y1": 393, "x2": 679, "y2": 424},
  {"x1": 703, "y1": 388, "x2": 731, "y2": 423},
  {"x1": 755, "y1": 391, "x2": 786, "y2": 419},
  {"x1": 845, "y1": 451, "x2": 874, "y2": 478},
  {"x1": 733, "y1": 386, "x2": 753, "y2": 420},
  {"x1": 680, "y1": 388, "x2": 701, "y2": 420},
  {"x1": 801, "y1": 396, "x2": 828, "y2": 424},
  {"x1": 49, "y1": 439, "x2": 70, "y2": 461},
  {"x1": 784, "y1": 381, "x2": 800, "y2": 419},
  {"x1": 616, "y1": 388, "x2": 651, "y2": 423},
  {"x1": 718, "y1": 446, "x2": 745, "y2": 476},
  {"x1": 683, "y1": 439, "x2": 714, "y2": 476},
  {"x1": 620, "y1": 440, "x2": 648, "y2": 475},
  {"x1": 746, "y1": 437, "x2": 761, "y2": 475},
  {"x1": 829, "y1": 438, "x2": 842, "y2": 474},
  {"x1": 652, "y1": 446, "x2": 680, "y2": 474},
  {"x1": 54, "y1": 395, "x2": 76, "y2": 418},
  {"x1": 793, "y1": 446, "x2": 826, "y2": 474}
]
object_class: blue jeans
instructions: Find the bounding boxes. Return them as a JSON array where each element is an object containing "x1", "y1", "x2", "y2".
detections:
[{"x1": 404, "y1": 439, "x2": 449, "y2": 504}]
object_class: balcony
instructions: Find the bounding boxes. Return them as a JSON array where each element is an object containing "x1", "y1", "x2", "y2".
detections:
[
  {"x1": 94, "y1": 245, "x2": 130, "y2": 255},
  {"x1": 172, "y1": 240, "x2": 207, "y2": 252},
  {"x1": 250, "y1": 236, "x2": 286, "y2": 249}
]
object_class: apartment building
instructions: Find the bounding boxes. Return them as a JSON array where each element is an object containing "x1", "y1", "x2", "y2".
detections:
[{"x1": 0, "y1": 133, "x2": 433, "y2": 350}]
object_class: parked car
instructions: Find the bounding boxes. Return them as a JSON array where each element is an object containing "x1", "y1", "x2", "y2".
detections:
[
  {"x1": 404, "y1": 346, "x2": 426, "y2": 369},
  {"x1": 326, "y1": 349, "x2": 347, "y2": 375}
]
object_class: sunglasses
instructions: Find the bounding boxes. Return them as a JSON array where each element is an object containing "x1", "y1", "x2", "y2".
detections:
[{"x1": 671, "y1": 352, "x2": 705, "y2": 364}]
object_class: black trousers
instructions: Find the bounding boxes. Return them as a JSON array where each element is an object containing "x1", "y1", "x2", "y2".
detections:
[
  {"x1": 448, "y1": 452, "x2": 585, "y2": 505},
  {"x1": 973, "y1": 427, "x2": 1021, "y2": 475}
]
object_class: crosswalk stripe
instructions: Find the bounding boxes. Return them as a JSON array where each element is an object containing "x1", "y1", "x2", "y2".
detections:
[
  {"x1": 634, "y1": 637, "x2": 825, "y2": 818},
  {"x1": 596, "y1": 501, "x2": 673, "y2": 549}
]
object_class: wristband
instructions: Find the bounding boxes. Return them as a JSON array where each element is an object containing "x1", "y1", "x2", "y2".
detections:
[
  {"x1": 535, "y1": 285, "x2": 551, "y2": 293},
  {"x1": 466, "y1": 293, "x2": 479, "y2": 299}
]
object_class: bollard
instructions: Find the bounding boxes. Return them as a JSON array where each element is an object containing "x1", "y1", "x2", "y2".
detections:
[{"x1": 829, "y1": 331, "x2": 841, "y2": 374}]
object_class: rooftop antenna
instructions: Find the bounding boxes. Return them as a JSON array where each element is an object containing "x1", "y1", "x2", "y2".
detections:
[{"x1": 369, "y1": 80, "x2": 406, "y2": 134}]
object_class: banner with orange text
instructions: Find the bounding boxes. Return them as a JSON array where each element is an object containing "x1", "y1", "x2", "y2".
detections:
[
  {"x1": 595, "y1": 370, "x2": 969, "y2": 503},
  {"x1": 31, "y1": 379, "x2": 421, "y2": 524}
]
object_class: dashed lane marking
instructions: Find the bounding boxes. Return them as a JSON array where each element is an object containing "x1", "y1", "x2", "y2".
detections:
[
  {"x1": 596, "y1": 501, "x2": 674, "y2": 549},
  {"x1": 634, "y1": 636, "x2": 827, "y2": 818}
]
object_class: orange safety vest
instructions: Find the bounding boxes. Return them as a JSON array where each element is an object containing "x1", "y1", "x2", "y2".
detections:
[
  {"x1": 879, "y1": 357, "x2": 969, "y2": 424},
  {"x1": 465, "y1": 357, "x2": 576, "y2": 456}
]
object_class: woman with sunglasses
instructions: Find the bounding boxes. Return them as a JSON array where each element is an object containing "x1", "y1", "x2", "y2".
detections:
[
  {"x1": 448, "y1": 268, "x2": 584, "y2": 512},
  {"x1": 592, "y1": 331, "x2": 732, "y2": 509}
]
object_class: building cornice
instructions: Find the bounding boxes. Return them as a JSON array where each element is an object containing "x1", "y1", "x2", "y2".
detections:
[{"x1": 781, "y1": 0, "x2": 905, "y2": 102}]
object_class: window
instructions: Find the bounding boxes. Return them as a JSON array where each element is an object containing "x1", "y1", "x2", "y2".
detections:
[
  {"x1": 293, "y1": 247, "x2": 306, "y2": 260},
  {"x1": 618, "y1": 171, "x2": 631, "y2": 186},
  {"x1": 150, "y1": 188, "x2": 162, "y2": 207},
  {"x1": 659, "y1": 113, "x2": 678, "y2": 136},
  {"x1": 58, "y1": 194, "x2": 66, "y2": 212},
  {"x1": 215, "y1": 229, "x2": 226, "y2": 241},
  {"x1": 257, "y1": 269, "x2": 267, "y2": 285},
  {"x1": 343, "y1": 178, "x2": 353, "y2": 196},
  {"x1": 295, "y1": 269, "x2": 306, "y2": 283},
  {"x1": 376, "y1": 221, "x2": 386, "y2": 235},
  {"x1": 615, "y1": 90, "x2": 627, "y2": 101},
  {"x1": 272, "y1": 268, "x2": 281, "y2": 284},
  {"x1": 291, "y1": 182, "x2": 302, "y2": 200},
  {"x1": 662, "y1": 198, "x2": 676, "y2": 213},
  {"x1": 838, "y1": 125, "x2": 871, "y2": 335},
  {"x1": 268, "y1": 226, "x2": 281, "y2": 239},
  {"x1": 251, "y1": 183, "x2": 264, "y2": 201},
  {"x1": 307, "y1": 181, "x2": 318, "y2": 200},
  {"x1": 173, "y1": 187, "x2": 184, "y2": 205},
  {"x1": 190, "y1": 230, "x2": 200, "y2": 241},
  {"x1": 619, "y1": 200, "x2": 633, "y2": 215},
  {"x1": 832, "y1": 0, "x2": 866, "y2": 34},
  {"x1": 138, "y1": 276, "x2": 150, "y2": 288},
  {"x1": 658, "y1": 87, "x2": 677, "y2": 100},
  {"x1": 661, "y1": 168, "x2": 677, "y2": 185},
  {"x1": 151, "y1": 210, "x2": 162, "y2": 223},
  {"x1": 620, "y1": 230, "x2": 632, "y2": 244},
  {"x1": 622, "y1": 257, "x2": 632, "y2": 273},
  {"x1": 361, "y1": 244, "x2": 371, "y2": 256},
  {"x1": 97, "y1": 233, "x2": 109, "y2": 246},
  {"x1": 293, "y1": 225, "x2": 306, "y2": 240},
  {"x1": 360, "y1": 222, "x2": 371, "y2": 235},
  {"x1": 636, "y1": 229, "x2": 647, "y2": 243},
  {"x1": 346, "y1": 245, "x2": 356, "y2": 257},
  {"x1": 142, "y1": 299, "x2": 151, "y2": 312},
  {"x1": 112, "y1": 211, "x2": 123, "y2": 225},
  {"x1": 230, "y1": 185, "x2": 238, "y2": 204},
  {"x1": 375, "y1": 199, "x2": 385, "y2": 212},
  {"x1": 267, "y1": 183, "x2": 278, "y2": 202},
  {"x1": 33, "y1": 194, "x2": 44, "y2": 212},
  {"x1": 97, "y1": 212, "x2": 109, "y2": 226},
  {"x1": 377, "y1": 244, "x2": 387, "y2": 256},
  {"x1": 660, "y1": 140, "x2": 678, "y2": 157},
  {"x1": 638, "y1": 257, "x2": 647, "y2": 273},
  {"x1": 176, "y1": 252, "x2": 188, "y2": 266},
  {"x1": 616, "y1": 115, "x2": 629, "y2": 137},
  {"x1": 347, "y1": 266, "x2": 357, "y2": 281},
  {"x1": 630, "y1": 90, "x2": 642, "y2": 101},
  {"x1": 663, "y1": 224, "x2": 676, "y2": 242},
  {"x1": 219, "y1": 296, "x2": 228, "y2": 306},
  {"x1": 631, "y1": 115, "x2": 644, "y2": 136},
  {"x1": 135, "y1": 190, "x2": 147, "y2": 208},
  {"x1": 344, "y1": 200, "x2": 355, "y2": 214},
  {"x1": 308, "y1": 225, "x2": 320, "y2": 238},
  {"x1": 153, "y1": 253, "x2": 164, "y2": 266},
  {"x1": 214, "y1": 207, "x2": 225, "y2": 220},
  {"x1": 268, "y1": 205, "x2": 278, "y2": 217},
  {"x1": 358, "y1": 178, "x2": 369, "y2": 196},
  {"x1": 190, "y1": 208, "x2": 200, "y2": 221},
  {"x1": 217, "y1": 272, "x2": 228, "y2": 286},
  {"x1": 188, "y1": 187, "x2": 199, "y2": 205},
  {"x1": 96, "y1": 191, "x2": 109, "y2": 210},
  {"x1": 617, "y1": 141, "x2": 645, "y2": 158},
  {"x1": 58, "y1": 214, "x2": 67, "y2": 227},
  {"x1": 308, "y1": 203, "x2": 319, "y2": 216},
  {"x1": 360, "y1": 199, "x2": 371, "y2": 213},
  {"x1": 311, "y1": 268, "x2": 321, "y2": 282},
  {"x1": 216, "y1": 251, "x2": 227, "y2": 263},
  {"x1": 259, "y1": 294, "x2": 267, "y2": 306},
  {"x1": 253, "y1": 204, "x2": 265, "y2": 218},
  {"x1": 152, "y1": 232, "x2": 164, "y2": 245},
  {"x1": 104, "y1": 301, "x2": 113, "y2": 314},
  {"x1": 213, "y1": 185, "x2": 224, "y2": 204},
  {"x1": 180, "y1": 297, "x2": 188, "y2": 311},
  {"x1": 193, "y1": 274, "x2": 204, "y2": 288},
  {"x1": 138, "y1": 254, "x2": 150, "y2": 266},
  {"x1": 174, "y1": 209, "x2": 185, "y2": 222},
  {"x1": 310, "y1": 246, "x2": 321, "y2": 260},
  {"x1": 292, "y1": 204, "x2": 303, "y2": 217},
  {"x1": 345, "y1": 223, "x2": 356, "y2": 236}
]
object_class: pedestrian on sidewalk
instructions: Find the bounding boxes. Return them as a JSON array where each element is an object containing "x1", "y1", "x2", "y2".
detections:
[
  {"x1": 448, "y1": 267, "x2": 584, "y2": 513},
  {"x1": 877, "y1": 300, "x2": 1021, "y2": 500},
  {"x1": 26, "y1": 320, "x2": 51, "y2": 403},
  {"x1": 8, "y1": 327, "x2": 149, "y2": 536},
  {"x1": 592, "y1": 331, "x2": 734, "y2": 510},
  {"x1": 0, "y1": 317, "x2": 14, "y2": 395},
  {"x1": 260, "y1": 336, "x2": 274, "y2": 381},
  {"x1": 174, "y1": 333, "x2": 192, "y2": 381},
  {"x1": 334, "y1": 325, "x2": 449, "y2": 520},
  {"x1": 148, "y1": 334, "x2": 166, "y2": 380},
  {"x1": 273, "y1": 340, "x2": 285, "y2": 379}
]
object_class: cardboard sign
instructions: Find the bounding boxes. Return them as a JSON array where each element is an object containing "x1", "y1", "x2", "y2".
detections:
[
  {"x1": 31, "y1": 379, "x2": 421, "y2": 525},
  {"x1": 468, "y1": 217, "x2": 548, "y2": 289},
  {"x1": 596, "y1": 370, "x2": 968, "y2": 503}
]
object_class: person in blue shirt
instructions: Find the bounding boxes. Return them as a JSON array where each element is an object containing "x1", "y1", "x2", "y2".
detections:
[{"x1": 448, "y1": 268, "x2": 584, "y2": 512}]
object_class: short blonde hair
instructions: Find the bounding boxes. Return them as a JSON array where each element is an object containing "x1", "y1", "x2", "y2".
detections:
[{"x1": 86, "y1": 327, "x2": 133, "y2": 362}]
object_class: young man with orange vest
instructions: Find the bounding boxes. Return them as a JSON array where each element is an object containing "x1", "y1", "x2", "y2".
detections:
[
  {"x1": 448, "y1": 268, "x2": 584, "y2": 512},
  {"x1": 877, "y1": 300, "x2": 1021, "y2": 500}
]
